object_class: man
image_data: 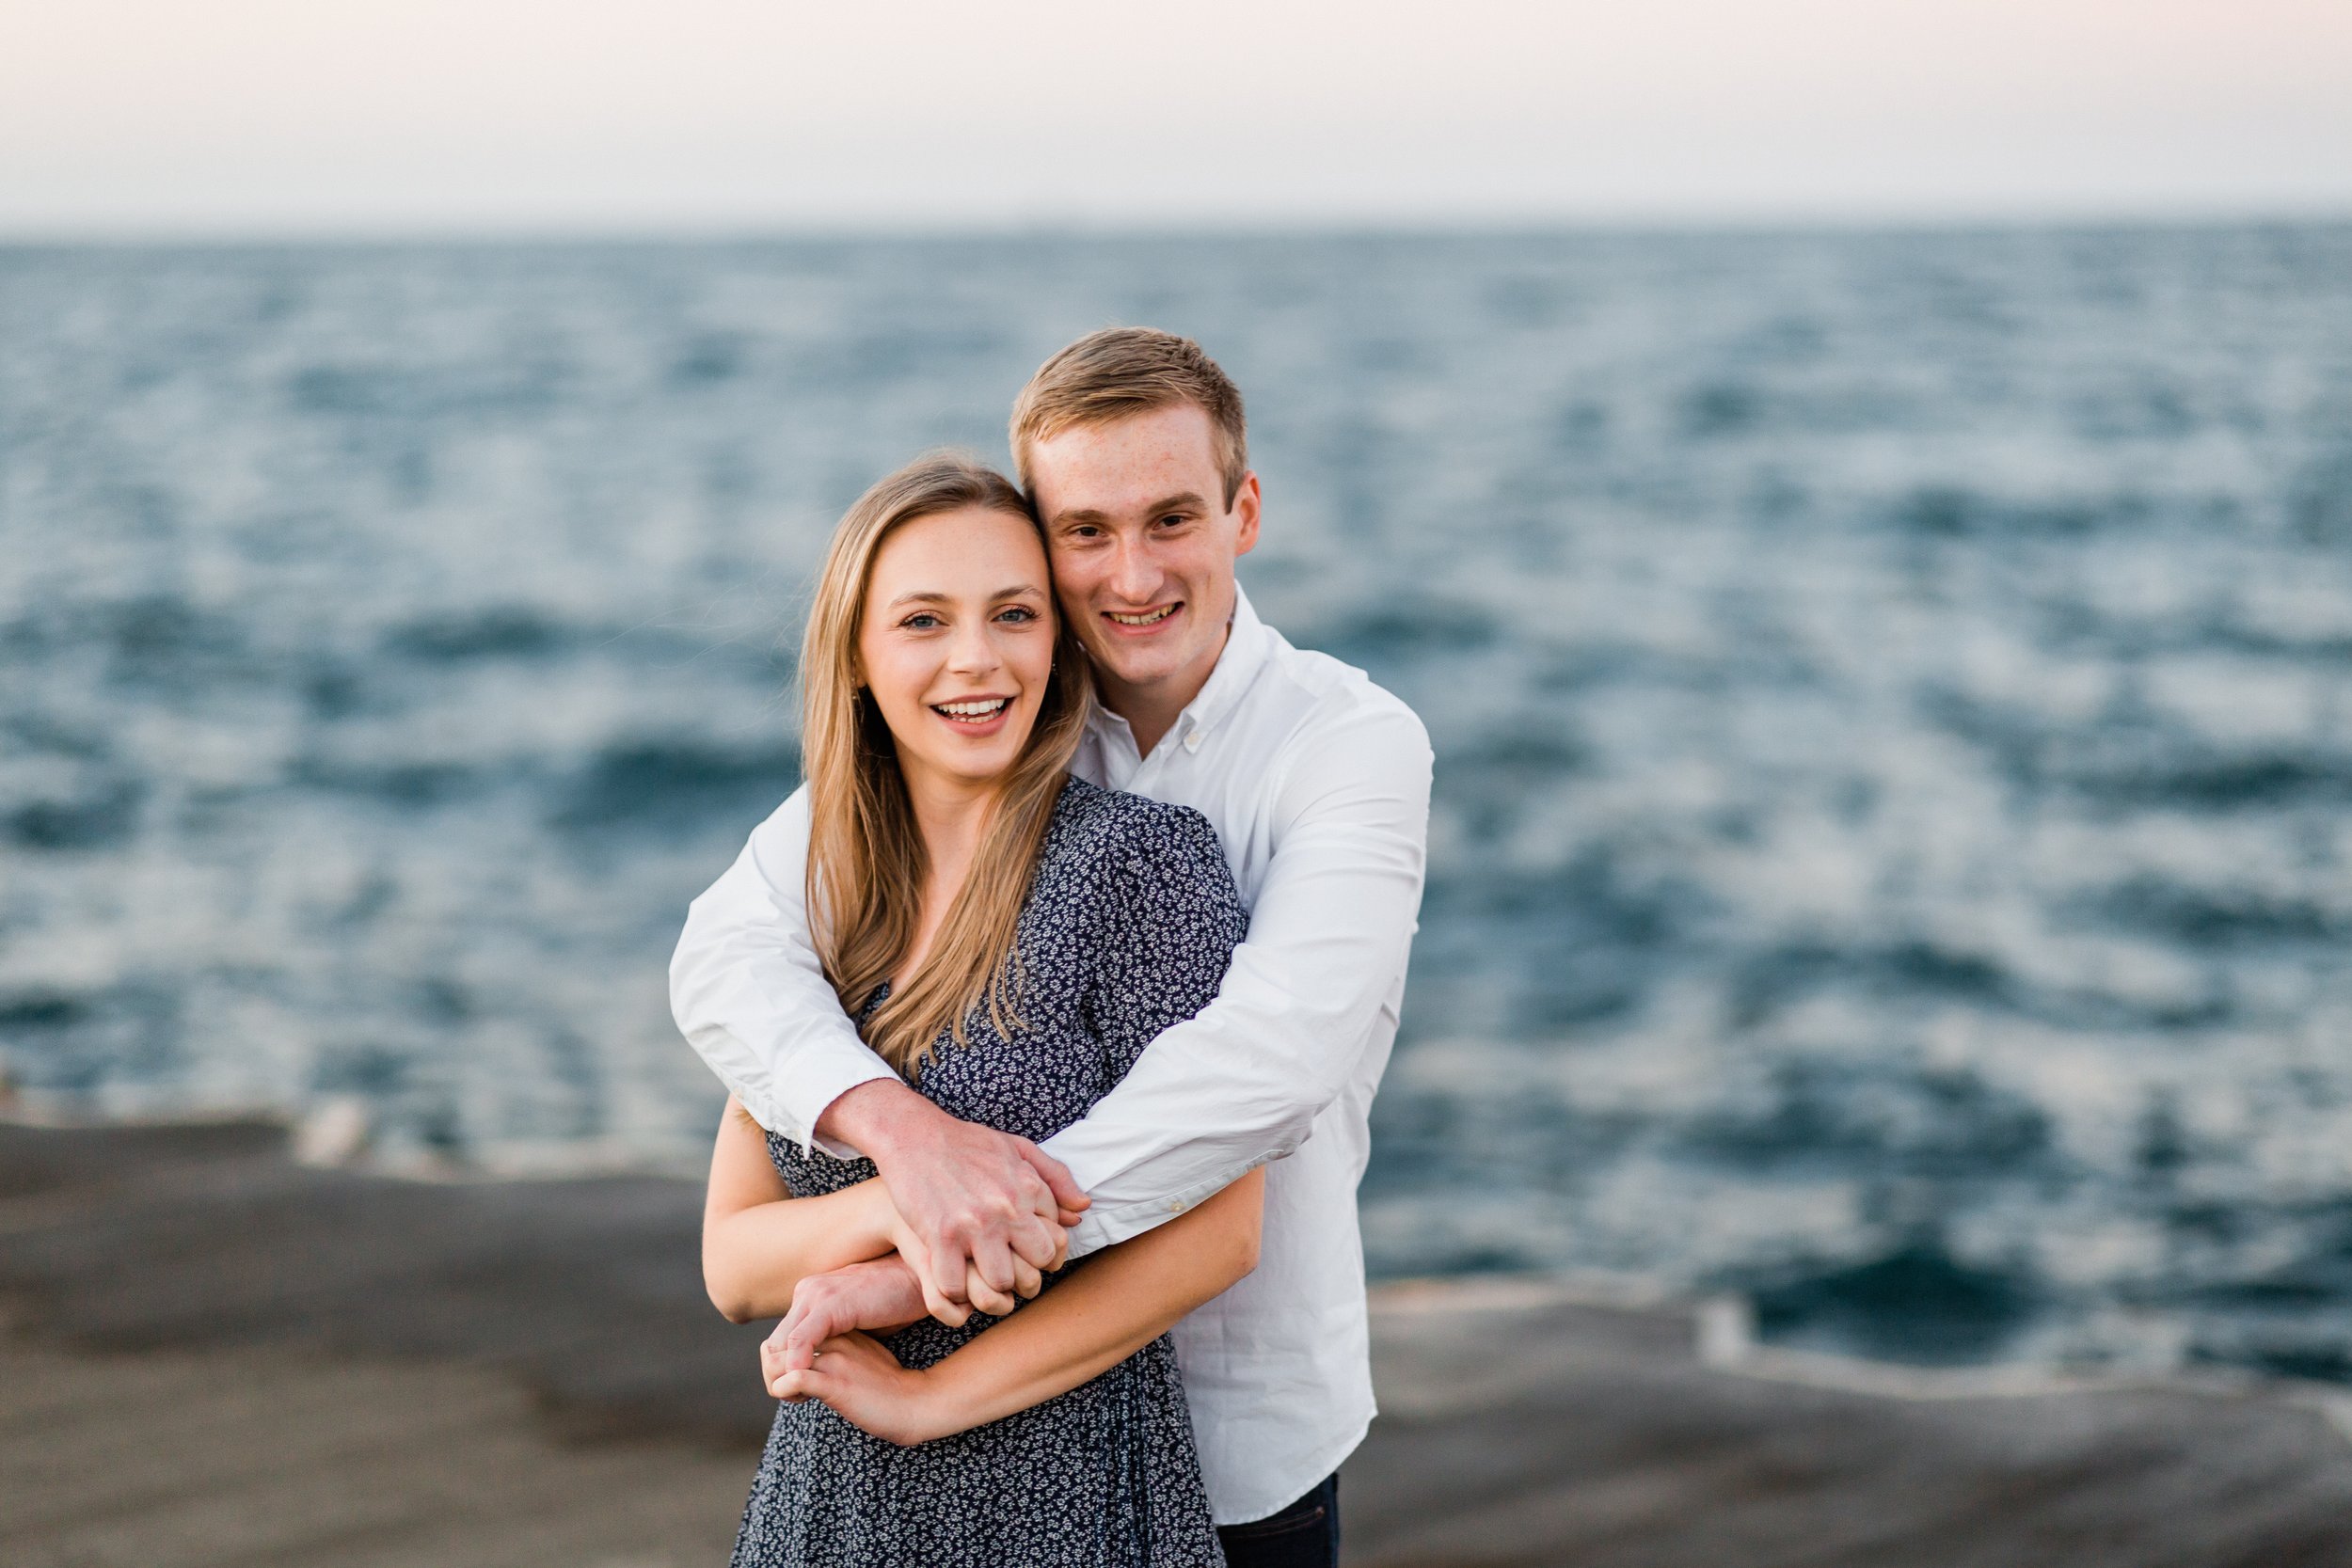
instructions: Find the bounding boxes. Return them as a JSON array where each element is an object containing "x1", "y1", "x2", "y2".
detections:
[{"x1": 671, "y1": 327, "x2": 1431, "y2": 1564}]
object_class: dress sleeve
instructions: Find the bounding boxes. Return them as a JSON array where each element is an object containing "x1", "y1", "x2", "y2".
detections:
[{"x1": 1081, "y1": 805, "x2": 1251, "y2": 1091}]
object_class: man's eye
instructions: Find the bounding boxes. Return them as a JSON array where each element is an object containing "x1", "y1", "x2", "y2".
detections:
[{"x1": 1154, "y1": 514, "x2": 1187, "y2": 529}]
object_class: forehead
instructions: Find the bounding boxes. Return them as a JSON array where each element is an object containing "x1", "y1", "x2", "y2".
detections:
[
  {"x1": 1027, "y1": 404, "x2": 1222, "y2": 515},
  {"x1": 865, "y1": 507, "x2": 1044, "y2": 595}
]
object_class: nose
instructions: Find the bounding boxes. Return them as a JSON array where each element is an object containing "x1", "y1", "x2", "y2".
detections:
[
  {"x1": 1106, "y1": 537, "x2": 1158, "y2": 605},
  {"x1": 945, "y1": 615, "x2": 1002, "y2": 678}
]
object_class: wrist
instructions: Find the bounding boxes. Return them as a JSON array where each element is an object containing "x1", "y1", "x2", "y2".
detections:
[
  {"x1": 853, "y1": 1180, "x2": 904, "y2": 1256},
  {"x1": 818, "y1": 1077, "x2": 936, "y2": 1164},
  {"x1": 905, "y1": 1362, "x2": 969, "y2": 1443}
]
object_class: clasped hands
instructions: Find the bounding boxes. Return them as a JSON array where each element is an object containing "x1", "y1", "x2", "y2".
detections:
[{"x1": 761, "y1": 1111, "x2": 1087, "y2": 1444}]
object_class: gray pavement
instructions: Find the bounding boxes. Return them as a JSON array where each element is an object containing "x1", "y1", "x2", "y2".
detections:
[{"x1": 6, "y1": 1117, "x2": 2350, "y2": 1567}]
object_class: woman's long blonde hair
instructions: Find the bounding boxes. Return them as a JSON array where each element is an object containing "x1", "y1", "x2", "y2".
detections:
[{"x1": 800, "y1": 453, "x2": 1091, "y2": 1077}]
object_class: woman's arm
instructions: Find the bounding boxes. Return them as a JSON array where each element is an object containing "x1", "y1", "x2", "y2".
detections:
[
  {"x1": 764, "y1": 1165, "x2": 1263, "y2": 1445},
  {"x1": 701, "y1": 1095, "x2": 907, "y2": 1323}
]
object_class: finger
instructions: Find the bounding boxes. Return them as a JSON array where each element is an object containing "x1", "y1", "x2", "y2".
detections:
[
  {"x1": 964, "y1": 1278, "x2": 1021, "y2": 1325},
  {"x1": 1017, "y1": 1165, "x2": 1057, "y2": 1221},
  {"x1": 1057, "y1": 1206, "x2": 1089, "y2": 1228},
  {"x1": 964, "y1": 1262, "x2": 1018, "y2": 1318},
  {"x1": 923, "y1": 1277, "x2": 972, "y2": 1328},
  {"x1": 784, "y1": 1288, "x2": 854, "y2": 1368},
  {"x1": 1007, "y1": 1214, "x2": 1061, "y2": 1274},
  {"x1": 1048, "y1": 1227, "x2": 1070, "y2": 1273},
  {"x1": 1010, "y1": 1253, "x2": 1043, "y2": 1300},
  {"x1": 770, "y1": 1369, "x2": 823, "y2": 1402},
  {"x1": 775, "y1": 1299, "x2": 813, "y2": 1359},
  {"x1": 1015, "y1": 1137, "x2": 1089, "y2": 1212},
  {"x1": 928, "y1": 1238, "x2": 974, "y2": 1307},
  {"x1": 902, "y1": 1248, "x2": 961, "y2": 1324},
  {"x1": 783, "y1": 1315, "x2": 831, "y2": 1372},
  {"x1": 969, "y1": 1233, "x2": 1019, "y2": 1298}
]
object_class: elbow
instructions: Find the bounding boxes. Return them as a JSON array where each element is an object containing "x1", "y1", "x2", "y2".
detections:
[
  {"x1": 1252, "y1": 1058, "x2": 1352, "y2": 1146},
  {"x1": 701, "y1": 1246, "x2": 761, "y2": 1324},
  {"x1": 1217, "y1": 1205, "x2": 1264, "y2": 1289},
  {"x1": 705, "y1": 1272, "x2": 758, "y2": 1325},
  {"x1": 1206, "y1": 1230, "x2": 1261, "y2": 1299},
  {"x1": 1215, "y1": 1168, "x2": 1267, "y2": 1288}
]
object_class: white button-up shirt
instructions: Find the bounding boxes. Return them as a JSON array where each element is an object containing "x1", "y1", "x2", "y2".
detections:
[{"x1": 668, "y1": 586, "x2": 1433, "y2": 1525}]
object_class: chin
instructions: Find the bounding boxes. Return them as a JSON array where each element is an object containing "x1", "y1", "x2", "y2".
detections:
[
  {"x1": 946, "y1": 750, "x2": 1025, "y2": 786},
  {"x1": 1084, "y1": 637, "x2": 1169, "y2": 682},
  {"x1": 1109, "y1": 650, "x2": 1191, "y2": 690}
]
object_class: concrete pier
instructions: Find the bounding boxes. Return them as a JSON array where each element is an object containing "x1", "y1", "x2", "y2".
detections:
[{"x1": 6, "y1": 1117, "x2": 2349, "y2": 1567}]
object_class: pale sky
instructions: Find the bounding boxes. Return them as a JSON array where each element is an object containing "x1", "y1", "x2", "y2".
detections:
[{"x1": 3, "y1": 0, "x2": 2347, "y2": 234}]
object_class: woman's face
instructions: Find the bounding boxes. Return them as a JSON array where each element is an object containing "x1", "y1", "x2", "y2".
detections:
[{"x1": 857, "y1": 506, "x2": 1057, "y2": 799}]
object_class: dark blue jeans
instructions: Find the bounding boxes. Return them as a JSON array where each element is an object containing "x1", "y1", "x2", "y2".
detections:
[{"x1": 1216, "y1": 1472, "x2": 1340, "y2": 1568}]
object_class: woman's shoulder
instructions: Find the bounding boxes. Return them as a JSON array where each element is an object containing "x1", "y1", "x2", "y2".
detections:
[{"x1": 1042, "y1": 776, "x2": 1228, "y2": 882}]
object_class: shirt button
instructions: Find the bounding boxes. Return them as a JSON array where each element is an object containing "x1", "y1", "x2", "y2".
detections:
[{"x1": 1182, "y1": 730, "x2": 1201, "y2": 752}]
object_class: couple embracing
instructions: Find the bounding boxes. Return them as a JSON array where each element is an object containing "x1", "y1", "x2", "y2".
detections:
[{"x1": 671, "y1": 328, "x2": 1433, "y2": 1567}]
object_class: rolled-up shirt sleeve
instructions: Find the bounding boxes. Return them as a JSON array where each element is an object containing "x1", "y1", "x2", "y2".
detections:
[
  {"x1": 1041, "y1": 699, "x2": 1434, "y2": 1257},
  {"x1": 668, "y1": 786, "x2": 898, "y2": 1157}
]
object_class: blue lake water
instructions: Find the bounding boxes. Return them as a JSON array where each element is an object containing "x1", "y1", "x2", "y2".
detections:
[{"x1": 5, "y1": 229, "x2": 2352, "y2": 1378}]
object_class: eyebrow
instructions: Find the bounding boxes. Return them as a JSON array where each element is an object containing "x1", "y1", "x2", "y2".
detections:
[
  {"x1": 1050, "y1": 491, "x2": 1209, "y2": 525},
  {"x1": 883, "y1": 583, "x2": 1047, "y2": 610}
]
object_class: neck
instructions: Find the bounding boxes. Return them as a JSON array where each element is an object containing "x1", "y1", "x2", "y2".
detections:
[
  {"x1": 1099, "y1": 619, "x2": 1231, "y2": 758},
  {"x1": 892, "y1": 762, "x2": 1007, "y2": 985},
  {"x1": 899, "y1": 765, "x2": 997, "y2": 896}
]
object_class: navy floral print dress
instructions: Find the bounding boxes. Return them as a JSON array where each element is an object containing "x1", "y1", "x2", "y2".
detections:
[{"x1": 730, "y1": 776, "x2": 1248, "y2": 1568}]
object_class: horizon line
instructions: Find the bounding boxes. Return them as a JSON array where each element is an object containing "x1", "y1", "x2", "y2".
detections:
[{"x1": 7, "y1": 204, "x2": 2352, "y2": 248}]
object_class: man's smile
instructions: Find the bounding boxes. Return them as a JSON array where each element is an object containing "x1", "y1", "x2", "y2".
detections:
[{"x1": 1104, "y1": 602, "x2": 1183, "y2": 630}]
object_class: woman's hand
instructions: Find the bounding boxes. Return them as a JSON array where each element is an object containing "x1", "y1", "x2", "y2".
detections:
[
  {"x1": 765, "y1": 1330, "x2": 949, "y2": 1447},
  {"x1": 766, "y1": 1257, "x2": 930, "y2": 1374}
]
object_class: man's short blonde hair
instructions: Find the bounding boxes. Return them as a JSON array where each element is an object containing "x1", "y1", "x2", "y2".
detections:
[{"x1": 1009, "y1": 327, "x2": 1248, "y2": 508}]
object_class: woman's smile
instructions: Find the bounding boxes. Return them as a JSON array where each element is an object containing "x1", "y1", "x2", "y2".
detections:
[{"x1": 930, "y1": 694, "x2": 1015, "y2": 735}]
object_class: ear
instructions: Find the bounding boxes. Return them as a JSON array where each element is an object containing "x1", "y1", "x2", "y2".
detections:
[{"x1": 1230, "y1": 471, "x2": 1263, "y2": 558}]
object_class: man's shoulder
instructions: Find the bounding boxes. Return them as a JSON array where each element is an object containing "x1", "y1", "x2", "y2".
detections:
[{"x1": 1246, "y1": 628, "x2": 1432, "y2": 762}]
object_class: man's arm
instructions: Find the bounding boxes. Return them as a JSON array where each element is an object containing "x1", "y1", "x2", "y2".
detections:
[
  {"x1": 671, "y1": 785, "x2": 1086, "y2": 1303},
  {"x1": 670, "y1": 786, "x2": 896, "y2": 1152},
  {"x1": 1043, "y1": 698, "x2": 1433, "y2": 1255}
]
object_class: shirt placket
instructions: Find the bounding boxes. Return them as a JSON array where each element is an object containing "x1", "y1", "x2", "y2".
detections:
[{"x1": 1133, "y1": 714, "x2": 1206, "y2": 795}]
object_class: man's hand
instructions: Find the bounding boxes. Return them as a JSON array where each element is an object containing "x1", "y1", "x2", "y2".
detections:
[
  {"x1": 819, "y1": 1080, "x2": 1088, "y2": 1314},
  {"x1": 766, "y1": 1257, "x2": 928, "y2": 1375}
]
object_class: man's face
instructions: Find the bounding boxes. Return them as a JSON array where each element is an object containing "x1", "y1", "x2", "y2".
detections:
[{"x1": 1028, "y1": 403, "x2": 1261, "y2": 705}]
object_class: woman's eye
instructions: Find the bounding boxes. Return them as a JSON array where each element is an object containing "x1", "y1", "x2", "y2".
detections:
[
  {"x1": 904, "y1": 612, "x2": 942, "y2": 630},
  {"x1": 996, "y1": 606, "x2": 1038, "y2": 624}
]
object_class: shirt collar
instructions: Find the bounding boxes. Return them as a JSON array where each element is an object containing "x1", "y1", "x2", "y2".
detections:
[{"x1": 1089, "y1": 583, "x2": 1273, "y2": 755}]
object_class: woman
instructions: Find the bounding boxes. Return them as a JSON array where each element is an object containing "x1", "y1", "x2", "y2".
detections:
[{"x1": 700, "y1": 453, "x2": 1263, "y2": 1567}]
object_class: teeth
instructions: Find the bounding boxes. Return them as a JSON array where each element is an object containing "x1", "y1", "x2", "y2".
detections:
[
  {"x1": 935, "y1": 699, "x2": 1009, "y2": 719},
  {"x1": 1107, "y1": 606, "x2": 1177, "y2": 626}
]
